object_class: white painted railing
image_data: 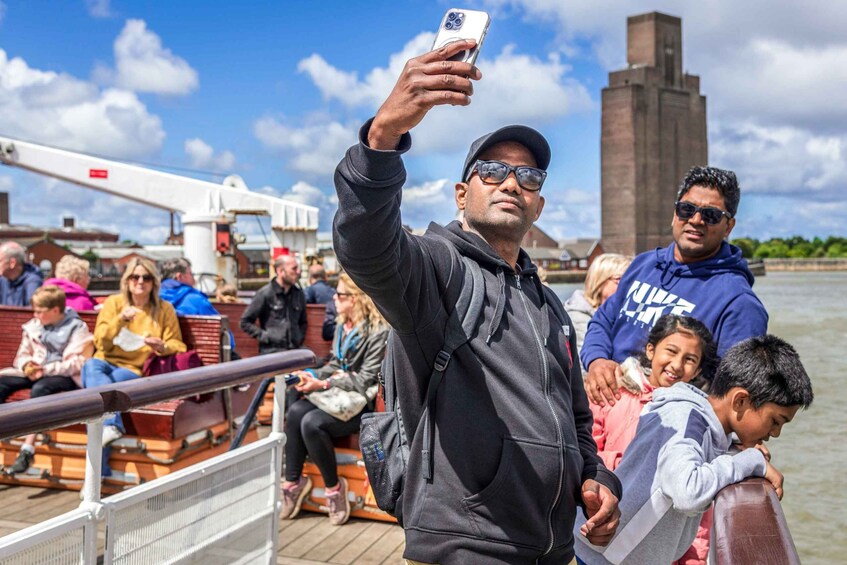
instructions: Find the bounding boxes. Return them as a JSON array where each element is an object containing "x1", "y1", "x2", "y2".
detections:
[{"x1": 0, "y1": 351, "x2": 306, "y2": 564}]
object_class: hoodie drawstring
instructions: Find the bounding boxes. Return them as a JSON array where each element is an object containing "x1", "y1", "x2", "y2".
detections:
[
  {"x1": 486, "y1": 267, "x2": 507, "y2": 344},
  {"x1": 533, "y1": 275, "x2": 550, "y2": 346}
]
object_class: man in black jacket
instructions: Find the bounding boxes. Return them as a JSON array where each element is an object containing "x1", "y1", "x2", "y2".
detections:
[
  {"x1": 240, "y1": 255, "x2": 307, "y2": 354},
  {"x1": 333, "y1": 40, "x2": 620, "y2": 564}
]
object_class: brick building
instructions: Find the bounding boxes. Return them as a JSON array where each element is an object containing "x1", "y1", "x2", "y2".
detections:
[{"x1": 601, "y1": 12, "x2": 708, "y2": 256}]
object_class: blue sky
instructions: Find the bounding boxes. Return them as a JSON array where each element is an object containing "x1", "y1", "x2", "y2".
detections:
[{"x1": 1, "y1": 0, "x2": 845, "y2": 244}]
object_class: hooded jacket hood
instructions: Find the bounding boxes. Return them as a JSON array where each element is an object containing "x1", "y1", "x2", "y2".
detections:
[
  {"x1": 427, "y1": 220, "x2": 549, "y2": 346},
  {"x1": 655, "y1": 241, "x2": 755, "y2": 290},
  {"x1": 580, "y1": 241, "x2": 768, "y2": 364},
  {"x1": 43, "y1": 277, "x2": 96, "y2": 311}
]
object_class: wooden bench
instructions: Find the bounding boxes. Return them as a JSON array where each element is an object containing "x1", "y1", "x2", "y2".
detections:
[{"x1": 0, "y1": 305, "x2": 264, "y2": 491}]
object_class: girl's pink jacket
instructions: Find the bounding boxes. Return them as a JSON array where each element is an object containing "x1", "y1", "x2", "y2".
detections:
[{"x1": 590, "y1": 357, "x2": 655, "y2": 471}]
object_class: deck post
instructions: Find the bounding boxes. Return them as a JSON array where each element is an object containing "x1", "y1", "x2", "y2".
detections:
[
  {"x1": 269, "y1": 374, "x2": 287, "y2": 560},
  {"x1": 79, "y1": 416, "x2": 105, "y2": 519}
]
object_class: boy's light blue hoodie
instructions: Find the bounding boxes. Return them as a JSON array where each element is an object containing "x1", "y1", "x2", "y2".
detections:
[{"x1": 574, "y1": 383, "x2": 767, "y2": 564}]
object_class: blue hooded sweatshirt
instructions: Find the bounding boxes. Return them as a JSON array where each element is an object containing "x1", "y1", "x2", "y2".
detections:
[
  {"x1": 0, "y1": 263, "x2": 43, "y2": 307},
  {"x1": 581, "y1": 242, "x2": 767, "y2": 367},
  {"x1": 159, "y1": 279, "x2": 235, "y2": 350}
]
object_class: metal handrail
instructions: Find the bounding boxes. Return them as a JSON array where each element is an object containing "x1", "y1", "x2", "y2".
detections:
[
  {"x1": 0, "y1": 350, "x2": 315, "y2": 441},
  {"x1": 711, "y1": 478, "x2": 801, "y2": 564}
]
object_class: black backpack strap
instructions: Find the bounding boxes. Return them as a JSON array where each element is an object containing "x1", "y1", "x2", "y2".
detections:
[{"x1": 421, "y1": 250, "x2": 485, "y2": 480}]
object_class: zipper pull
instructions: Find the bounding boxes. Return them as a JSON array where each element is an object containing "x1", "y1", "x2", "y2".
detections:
[{"x1": 514, "y1": 274, "x2": 521, "y2": 290}]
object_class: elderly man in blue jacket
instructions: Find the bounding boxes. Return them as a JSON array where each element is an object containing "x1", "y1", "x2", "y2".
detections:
[
  {"x1": 0, "y1": 241, "x2": 43, "y2": 307},
  {"x1": 159, "y1": 257, "x2": 236, "y2": 353}
]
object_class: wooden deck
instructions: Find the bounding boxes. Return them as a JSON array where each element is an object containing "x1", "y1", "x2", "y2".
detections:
[{"x1": 0, "y1": 484, "x2": 407, "y2": 564}]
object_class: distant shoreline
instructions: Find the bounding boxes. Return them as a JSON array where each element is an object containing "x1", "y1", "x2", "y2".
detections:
[{"x1": 763, "y1": 258, "x2": 847, "y2": 272}]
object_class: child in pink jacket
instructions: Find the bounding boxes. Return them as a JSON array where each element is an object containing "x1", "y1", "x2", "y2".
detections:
[{"x1": 590, "y1": 314, "x2": 717, "y2": 565}]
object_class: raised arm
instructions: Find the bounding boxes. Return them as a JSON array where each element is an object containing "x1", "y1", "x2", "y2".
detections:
[{"x1": 333, "y1": 41, "x2": 481, "y2": 332}]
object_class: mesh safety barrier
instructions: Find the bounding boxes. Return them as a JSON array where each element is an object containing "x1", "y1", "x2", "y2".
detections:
[
  {"x1": 0, "y1": 510, "x2": 95, "y2": 565},
  {"x1": 104, "y1": 438, "x2": 280, "y2": 565}
]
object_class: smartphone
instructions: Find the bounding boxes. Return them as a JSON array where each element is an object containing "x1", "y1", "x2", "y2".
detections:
[
  {"x1": 284, "y1": 374, "x2": 301, "y2": 387},
  {"x1": 432, "y1": 8, "x2": 490, "y2": 65}
]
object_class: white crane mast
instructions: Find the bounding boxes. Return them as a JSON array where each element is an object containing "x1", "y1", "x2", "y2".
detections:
[{"x1": 0, "y1": 136, "x2": 318, "y2": 291}]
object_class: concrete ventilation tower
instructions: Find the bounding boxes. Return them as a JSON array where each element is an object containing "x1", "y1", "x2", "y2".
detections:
[{"x1": 601, "y1": 12, "x2": 707, "y2": 256}]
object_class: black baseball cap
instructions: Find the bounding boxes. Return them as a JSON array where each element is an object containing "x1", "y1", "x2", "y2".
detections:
[{"x1": 462, "y1": 125, "x2": 551, "y2": 182}]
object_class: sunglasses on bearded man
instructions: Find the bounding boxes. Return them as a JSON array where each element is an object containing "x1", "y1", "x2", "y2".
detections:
[
  {"x1": 674, "y1": 201, "x2": 733, "y2": 225},
  {"x1": 466, "y1": 160, "x2": 547, "y2": 192}
]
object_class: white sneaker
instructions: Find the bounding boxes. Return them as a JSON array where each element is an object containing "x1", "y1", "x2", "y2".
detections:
[{"x1": 102, "y1": 425, "x2": 123, "y2": 446}]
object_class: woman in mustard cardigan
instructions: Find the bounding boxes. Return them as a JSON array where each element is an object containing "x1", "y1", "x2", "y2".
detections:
[{"x1": 81, "y1": 257, "x2": 185, "y2": 445}]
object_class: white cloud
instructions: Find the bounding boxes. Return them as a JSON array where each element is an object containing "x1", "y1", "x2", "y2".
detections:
[
  {"x1": 296, "y1": 33, "x2": 591, "y2": 155},
  {"x1": 298, "y1": 34, "x2": 434, "y2": 108},
  {"x1": 85, "y1": 0, "x2": 112, "y2": 18},
  {"x1": 184, "y1": 138, "x2": 235, "y2": 171},
  {"x1": 113, "y1": 19, "x2": 198, "y2": 96},
  {"x1": 535, "y1": 188, "x2": 599, "y2": 239},
  {"x1": 277, "y1": 181, "x2": 337, "y2": 209},
  {"x1": 485, "y1": 1, "x2": 847, "y2": 132},
  {"x1": 253, "y1": 117, "x2": 358, "y2": 177},
  {"x1": 711, "y1": 122, "x2": 847, "y2": 202},
  {"x1": 0, "y1": 49, "x2": 164, "y2": 158}
]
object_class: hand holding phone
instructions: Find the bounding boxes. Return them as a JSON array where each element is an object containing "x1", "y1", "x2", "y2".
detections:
[
  {"x1": 432, "y1": 8, "x2": 490, "y2": 65},
  {"x1": 284, "y1": 374, "x2": 302, "y2": 387}
]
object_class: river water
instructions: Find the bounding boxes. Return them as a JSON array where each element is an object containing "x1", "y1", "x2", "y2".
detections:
[{"x1": 552, "y1": 271, "x2": 846, "y2": 564}]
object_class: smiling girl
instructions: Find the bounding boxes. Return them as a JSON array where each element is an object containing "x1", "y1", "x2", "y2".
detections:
[
  {"x1": 588, "y1": 314, "x2": 717, "y2": 565},
  {"x1": 590, "y1": 314, "x2": 717, "y2": 472}
]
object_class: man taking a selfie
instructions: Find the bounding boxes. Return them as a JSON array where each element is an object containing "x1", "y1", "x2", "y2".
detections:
[{"x1": 333, "y1": 39, "x2": 620, "y2": 565}]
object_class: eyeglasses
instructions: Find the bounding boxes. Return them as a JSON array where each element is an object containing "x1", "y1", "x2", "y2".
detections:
[
  {"x1": 467, "y1": 160, "x2": 547, "y2": 192},
  {"x1": 674, "y1": 201, "x2": 733, "y2": 225},
  {"x1": 128, "y1": 274, "x2": 154, "y2": 283},
  {"x1": 334, "y1": 292, "x2": 357, "y2": 298}
]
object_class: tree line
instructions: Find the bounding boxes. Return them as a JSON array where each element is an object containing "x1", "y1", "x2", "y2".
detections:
[{"x1": 731, "y1": 236, "x2": 847, "y2": 259}]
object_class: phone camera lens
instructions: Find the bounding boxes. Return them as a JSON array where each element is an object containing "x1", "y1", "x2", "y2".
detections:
[
  {"x1": 447, "y1": 12, "x2": 458, "y2": 21},
  {"x1": 445, "y1": 21, "x2": 454, "y2": 30}
]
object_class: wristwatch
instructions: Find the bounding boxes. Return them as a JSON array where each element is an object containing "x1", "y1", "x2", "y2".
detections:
[{"x1": 322, "y1": 379, "x2": 331, "y2": 391}]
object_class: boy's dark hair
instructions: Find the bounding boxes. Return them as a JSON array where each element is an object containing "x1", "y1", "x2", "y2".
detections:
[
  {"x1": 710, "y1": 335, "x2": 813, "y2": 408},
  {"x1": 639, "y1": 314, "x2": 718, "y2": 384},
  {"x1": 677, "y1": 166, "x2": 740, "y2": 218}
]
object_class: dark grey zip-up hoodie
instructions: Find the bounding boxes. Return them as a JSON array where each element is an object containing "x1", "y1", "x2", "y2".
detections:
[{"x1": 333, "y1": 120, "x2": 621, "y2": 565}]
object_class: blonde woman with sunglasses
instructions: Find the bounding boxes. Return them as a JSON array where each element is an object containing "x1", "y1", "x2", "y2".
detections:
[
  {"x1": 81, "y1": 257, "x2": 186, "y2": 445},
  {"x1": 281, "y1": 273, "x2": 388, "y2": 526},
  {"x1": 564, "y1": 253, "x2": 632, "y2": 362}
]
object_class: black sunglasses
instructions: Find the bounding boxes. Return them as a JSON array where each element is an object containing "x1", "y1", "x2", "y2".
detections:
[
  {"x1": 674, "y1": 201, "x2": 732, "y2": 225},
  {"x1": 128, "y1": 274, "x2": 154, "y2": 283},
  {"x1": 467, "y1": 160, "x2": 547, "y2": 192}
]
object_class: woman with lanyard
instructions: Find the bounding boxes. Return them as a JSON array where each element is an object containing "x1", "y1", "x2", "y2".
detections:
[{"x1": 282, "y1": 272, "x2": 388, "y2": 526}]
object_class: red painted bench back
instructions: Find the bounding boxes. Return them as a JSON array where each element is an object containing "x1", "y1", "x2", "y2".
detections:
[{"x1": 0, "y1": 306, "x2": 226, "y2": 401}]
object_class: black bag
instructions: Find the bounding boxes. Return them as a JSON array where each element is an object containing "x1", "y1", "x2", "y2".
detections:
[{"x1": 359, "y1": 246, "x2": 485, "y2": 522}]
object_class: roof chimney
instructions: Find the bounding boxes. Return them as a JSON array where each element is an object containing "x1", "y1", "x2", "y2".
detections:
[
  {"x1": 63, "y1": 216, "x2": 75, "y2": 229},
  {"x1": 0, "y1": 192, "x2": 8, "y2": 225}
]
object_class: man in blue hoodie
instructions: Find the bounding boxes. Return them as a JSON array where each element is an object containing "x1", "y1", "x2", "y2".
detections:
[
  {"x1": 0, "y1": 241, "x2": 43, "y2": 307},
  {"x1": 159, "y1": 258, "x2": 236, "y2": 353},
  {"x1": 582, "y1": 167, "x2": 768, "y2": 406}
]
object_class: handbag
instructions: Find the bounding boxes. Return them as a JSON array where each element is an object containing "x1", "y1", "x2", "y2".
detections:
[{"x1": 307, "y1": 381, "x2": 378, "y2": 422}]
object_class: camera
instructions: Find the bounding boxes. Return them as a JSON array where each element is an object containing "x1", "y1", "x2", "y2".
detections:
[{"x1": 444, "y1": 11, "x2": 464, "y2": 31}]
